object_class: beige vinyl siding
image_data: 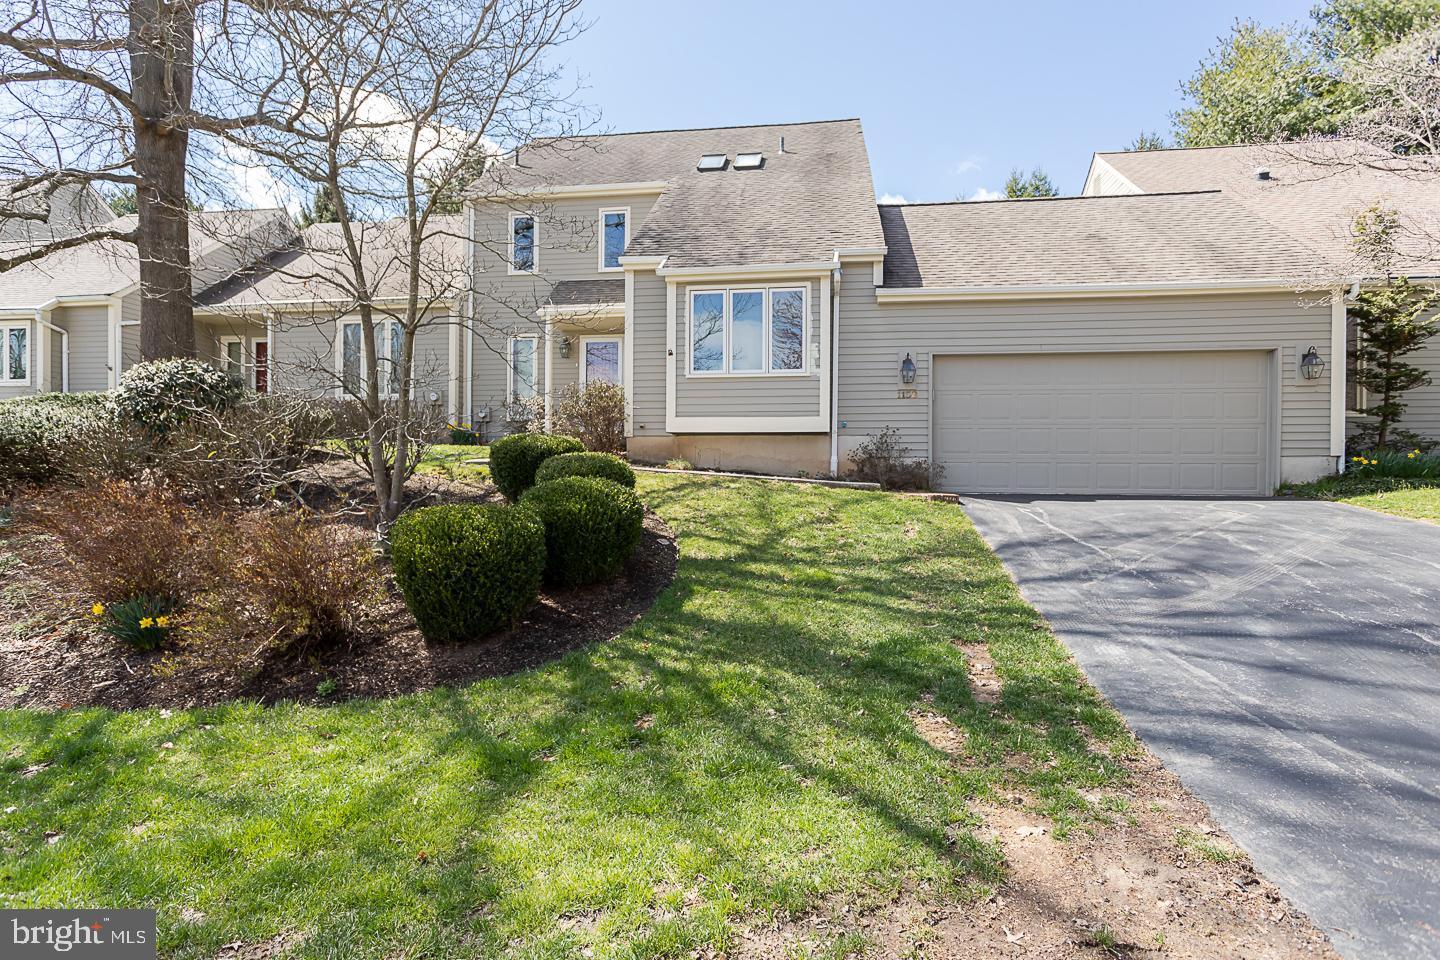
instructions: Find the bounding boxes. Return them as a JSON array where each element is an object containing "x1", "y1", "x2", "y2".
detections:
[
  {"x1": 266, "y1": 310, "x2": 451, "y2": 410},
  {"x1": 119, "y1": 291, "x2": 141, "y2": 374},
  {"x1": 837, "y1": 279, "x2": 1333, "y2": 464},
  {"x1": 467, "y1": 190, "x2": 662, "y2": 435},
  {"x1": 55, "y1": 303, "x2": 113, "y2": 392},
  {"x1": 629, "y1": 270, "x2": 669, "y2": 438},
  {"x1": 1347, "y1": 308, "x2": 1440, "y2": 446},
  {"x1": 673, "y1": 279, "x2": 823, "y2": 419}
]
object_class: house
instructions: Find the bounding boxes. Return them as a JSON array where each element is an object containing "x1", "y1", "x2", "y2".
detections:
[
  {"x1": 0, "y1": 208, "x2": 294, "y2": 398},
  {"x1": 3, "y1": 119, "x2": 1438, "y2": 496}
]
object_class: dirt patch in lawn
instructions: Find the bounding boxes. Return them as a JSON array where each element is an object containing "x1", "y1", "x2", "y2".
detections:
[
  {"x1": 729, "y1": 659, "x2": 1340, "y2": 959},
  {"x1": 0, "y1": 470, "x2": 677, "y2": 711}
]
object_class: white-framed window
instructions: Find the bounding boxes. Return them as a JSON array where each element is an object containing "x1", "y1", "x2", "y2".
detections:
[
  {"x1": 219, "y1": 336, "x2": 247, "y2": 388},
  {"x1": 1, "y1": 321, "x2": 30, "y2": 385},
  {"x1": 508, "y1": 335, "x2": 538, "y2": 401},
  {"x1": 598, "y1": 207, "x2": 628, "y2": 271},
  {"x1": 579, "y1": 336, "x2": 622, "y2": 387},
  {"x1": 338, "y1": 318, "x2": 407, "y2": 397},
  {"x1": 509, "y1": 212, "x2": 537, "y2": 274},
  {"x1": 687, "y1": 285, "x2": 808, "y2": 376}
]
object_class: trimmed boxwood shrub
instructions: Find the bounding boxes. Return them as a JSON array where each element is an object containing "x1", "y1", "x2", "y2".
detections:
[
  {"x1": 389, "y1": 504, "x2": 546, "y2": 642},
  {"x1": 109, "y1": 358, "x2": 243, "y2": 435},
  {"x1": 519, "y1": 476, "x2": 645, "y2": 587},
  {"x1": 489, "y1": 432, "x2": 584, "y2": 501},
  {"x1": 534, "y1": 451, "x2": 636, "y2": 489},
  {"x1": 0, "y1": 392, "x2": 110, "y2": 489}
]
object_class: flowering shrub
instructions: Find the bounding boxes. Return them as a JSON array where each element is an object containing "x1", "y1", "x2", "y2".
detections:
[{"x1": 93, "y1": 597, "x2": 173, "y2": 651}]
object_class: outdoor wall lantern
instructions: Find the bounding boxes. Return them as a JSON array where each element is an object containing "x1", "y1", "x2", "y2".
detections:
[
  {"x1": 900, "y1": 353, "x2": 916, "y2": 385},
  {"x1": 1300, "y1": 345, "x2": 1325, "y2": 380},
  {"x1": 558, "y1": 336, "x2": 572, "y2": 359}
]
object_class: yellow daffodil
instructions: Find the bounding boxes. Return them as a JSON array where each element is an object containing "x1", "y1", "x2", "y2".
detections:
[
  {"x1": 139, "y1": 617, "x2": 154, "y2": 629},
  {"x1": 1409, "y1": 452, "x2": 1417, "y2": 459},
  {"x1": 156, "y1": 616, "x2": 170, "y2": 628},
  {"x1": 91, "y1": 602, "x2": 105, "y2": 616}
]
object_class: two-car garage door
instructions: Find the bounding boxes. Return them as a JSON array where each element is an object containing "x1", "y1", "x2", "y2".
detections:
[{"x1": 932, "y1": 351, "x2": 1272, "y2": 496}]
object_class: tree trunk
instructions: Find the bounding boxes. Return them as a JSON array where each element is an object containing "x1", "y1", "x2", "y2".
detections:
[{"x1": 130, "y1": 0, "x2": 196, "y2": 361}]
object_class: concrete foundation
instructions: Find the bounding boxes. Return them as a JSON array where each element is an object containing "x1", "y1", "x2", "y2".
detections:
[{"x1": 627, "y1": 433, "x2": 831, "y2": 476}]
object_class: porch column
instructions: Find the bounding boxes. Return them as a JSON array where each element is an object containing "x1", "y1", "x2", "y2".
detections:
[{"x1": 543, "y1": 322, "x2": 554, "y2": 428}]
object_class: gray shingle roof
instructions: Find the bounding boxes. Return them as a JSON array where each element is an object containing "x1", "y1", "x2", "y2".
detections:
[
  {"x1": 483, "y1": 119, "x2": 886, "y2": 270},
  {"x1": 0, "y1": 208, "x2": 290, "y2": 308},
  {"x1": 198, "y1": 216, "x2": 466, "y2": 309},
  {"x1": 880, "y1": 192, "x2": 1320, "y2": 289},
  {"x1": 544, "y1": 278, "x2": 624, "y2": 308},
  {"x1": 1095, "y1": 140, "x2": 1440, "y2": 279}
]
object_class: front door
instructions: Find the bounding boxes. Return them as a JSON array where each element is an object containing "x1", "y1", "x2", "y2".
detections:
[{"x1": 580, "y1": 336, "x2": 621, "y2": 387}]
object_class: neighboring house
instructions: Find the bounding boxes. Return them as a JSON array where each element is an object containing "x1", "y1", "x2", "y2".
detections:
[
  {"x1": 0, "y1": 207, "x2": 294, "y2": 399},
  {"x1": 1083, "y1": 140, "x2": 1440, "y2": 448},
  {"x1": 5, "y1": 121, "x2": 1439, "y2": 496},
  {"x1": 0, "y1": 181, "x2": 113, "y2": 257},
  {"x1": 195, "y1": 218, "x2": 464, "y2": 410}
]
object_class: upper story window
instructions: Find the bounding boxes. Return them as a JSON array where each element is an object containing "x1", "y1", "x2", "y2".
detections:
[
  {"x1": 599, "y1": 207, "x2": 628, "y2": 271},
  {"x1": 1, "y1": 322, "x2": 29, "y2": 384},
  {"x1": 688, "y1": 286, "x2": 808, "y2": 376},
  {"x1": 509, "y1": 212, "x2": 537, "y2": 274}
]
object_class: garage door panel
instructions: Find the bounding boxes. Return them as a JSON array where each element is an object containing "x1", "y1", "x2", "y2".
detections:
[{"x1": 933, "y1": 351, "x2": 1270, "y2": 496}]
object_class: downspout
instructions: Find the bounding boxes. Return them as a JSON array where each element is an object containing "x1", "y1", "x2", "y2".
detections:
[
  {"x1": 829, "y1": 264, "x2": 842, "y2": 477},
  {"x1": 34, "y1": 304, "x2": 68, "y2": 393},
  {"x1": 465, "y1": 201, "x2": 476, "y2": 434}
]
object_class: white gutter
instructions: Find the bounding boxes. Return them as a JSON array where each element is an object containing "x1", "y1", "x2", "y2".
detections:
[
  {"x1": 829, "y1": 265, "x2": 842, "y2": 476},
  {"x1": 876, "y1": 279, "x2": 1309, "y2": 302},
  {"x1": 34, "y1": 307, "x2": 68, "y2": 393}
]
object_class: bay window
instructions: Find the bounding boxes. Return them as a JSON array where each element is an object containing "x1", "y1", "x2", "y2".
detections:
[{"x1": 687, "y1": 286, "x2": 808, "y2": 375}]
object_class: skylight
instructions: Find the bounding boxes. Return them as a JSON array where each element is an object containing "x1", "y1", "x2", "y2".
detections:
[
  {"x1": 734, "y1": 153, "x2": 763, "y2": 169},
  {"x1": 697, "y1": 154, "x2": 728, "y2": 171}
]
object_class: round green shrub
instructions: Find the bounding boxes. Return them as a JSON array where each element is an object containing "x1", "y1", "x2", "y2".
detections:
[
  {"x1": 534, "y1": 451, "x2": 636, "y2": 489},
  {"x1": 389, "y1": 504, "x2": 545, "y2": 642},
  {"x1": 489, "y1": 432, "x2": 584, "y2": 501},
  {"x1": 109, "y1": 359, "x2": 243, "y2": 435},
  {"x1": 519, "y1": 476, "x2": 645, "y2": 588}
]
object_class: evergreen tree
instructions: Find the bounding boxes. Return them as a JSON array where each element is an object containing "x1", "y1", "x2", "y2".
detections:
[{"x1": 1004, "y1": 167, "x2": 1059, "y2": 199}]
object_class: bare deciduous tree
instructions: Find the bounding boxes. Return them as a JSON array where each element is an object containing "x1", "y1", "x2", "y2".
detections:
[{"x1": 202, "y1": 0, "x2": 588, "y2": 521}]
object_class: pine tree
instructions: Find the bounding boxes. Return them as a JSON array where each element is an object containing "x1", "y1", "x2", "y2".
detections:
[{"x1": 1004, "y1": 168, "x2": 1059, "y2": 199}]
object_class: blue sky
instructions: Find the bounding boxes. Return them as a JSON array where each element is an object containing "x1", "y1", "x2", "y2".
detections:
[{"x1": 558, "y1": 0, "x2": 1315, "y2": 202}]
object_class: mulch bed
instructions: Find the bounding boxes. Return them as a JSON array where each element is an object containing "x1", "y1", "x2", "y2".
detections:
[{"x1": 0, "y1": 468, "x2": 677, "y2": 711}]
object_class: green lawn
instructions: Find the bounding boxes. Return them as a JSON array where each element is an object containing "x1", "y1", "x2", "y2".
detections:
[
  {"x1": 1281, "y1": 475, "x2": 1440, "y2": 524},
  {"x1": 0, "y1": 476, "x2": 1136, "y2": 960},
  {"x1": 417, "y1": 443, "x2": 491, "y2": 482}
]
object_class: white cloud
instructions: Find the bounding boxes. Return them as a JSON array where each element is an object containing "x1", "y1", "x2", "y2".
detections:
[
  {"x1": 878, "y1": 192, "x2": 908, "y2": 205},
  {"x1": 952, "y1": 155, "x2": 983, "y2": 176},
  {"x1": 217, "y1": 143, "x2": 303, "y2": 212},
  {"x1": 967, "y1": 187, "x2": 1004, "y2": 202}
]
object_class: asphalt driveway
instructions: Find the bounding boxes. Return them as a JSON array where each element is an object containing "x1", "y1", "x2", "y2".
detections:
[{"x1": 961, "y1": 497, "x2": 1440, "y2": 960}]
